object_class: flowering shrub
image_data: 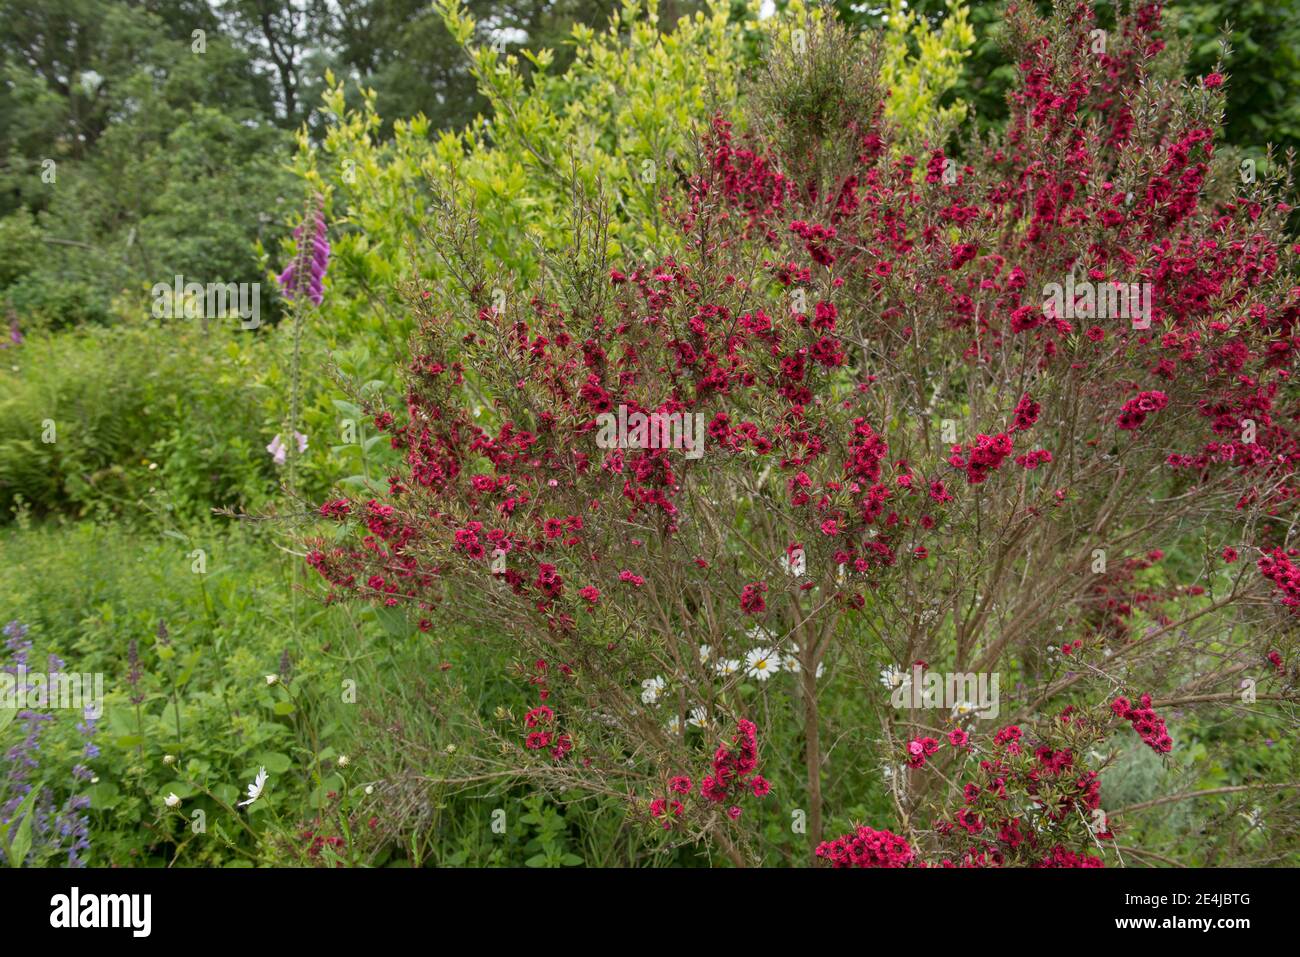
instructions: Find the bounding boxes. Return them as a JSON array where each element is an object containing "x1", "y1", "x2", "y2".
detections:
[
  {"x1": 302, "y1": 1, "x2": 1300, "y2": 866},
  {"x1": 291, "y1": 1, "x2": 972, "y2": 408}
]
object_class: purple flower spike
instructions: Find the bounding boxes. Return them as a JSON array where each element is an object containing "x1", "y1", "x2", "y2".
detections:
[{"x1": 277, "y1": 195, "x2": 330, "y2": 306}]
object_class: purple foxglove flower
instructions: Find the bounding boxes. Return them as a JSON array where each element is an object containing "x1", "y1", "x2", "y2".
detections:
[
  {"x1": 266, "y1": 431, "x2": 308, "y2": 465},
  {"x1": 277, "y1": 195, "x2": 330, "y2": 306}
]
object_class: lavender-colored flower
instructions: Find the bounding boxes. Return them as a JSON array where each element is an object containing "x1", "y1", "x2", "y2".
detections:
[
  {"x1": 2, "y1": 620, "x2": 94, "y2": 866},
  {"x1": 267, "y1": 431, "x2": 308, "y2": 465},
  {"x1": 78, "y1": 705, "x2": 100, "y2": 760},
  {"x1": 55, "y1": 795, "x2": 92, "y2": 867},
  {"x1": 276, "y1": 195, "x2": 330, "y2": 306}
]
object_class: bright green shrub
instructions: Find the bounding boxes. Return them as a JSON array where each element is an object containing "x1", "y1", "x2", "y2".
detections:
[{"x1": 284, "y1": 0, "x2": 971, "y2": 375}]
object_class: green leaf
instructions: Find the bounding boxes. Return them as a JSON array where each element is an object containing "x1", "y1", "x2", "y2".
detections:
[
  {"x1": 0, "y1": 706, "x2": 16, "y2": 735},
  {"x1": 87, "y1": 781, "x2": 122, "y2": 810},
  {"x1": 3, "y1": 784, "x2": 42, "y2": 867},
  {"x1": 254, "y1": 752, "x2": 293, "y2": 774}
]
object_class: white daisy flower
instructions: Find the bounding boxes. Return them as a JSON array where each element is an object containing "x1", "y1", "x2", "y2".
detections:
[
  {"x1": 687, "y1": 705, "x2": 708, "y2": 728},
  {"x1": 640, "y1": 675, "x2": 667, "y2": 705},
  {"x1": 745, "y1": 648, "x2": 780, "y2": 681},
  {"x1": 337, "y1": 755, "x2": 350, "y2": 768},
  {"x1": 698, "y1": 644, "x2": 711, "y2": 664},
  {"x1": 951, "y1": 700, "x2": 976, "y2": 719},
  {"x1": 879, "y1": 665, "x2": 908, "y2": 690},
  {"x1": 715, "y1": 658, "x2": 740, "y2": 676},
  {"x1": 164, "y1": 793, "x2": 181, "y2": 808},
  {"x1": 785, "y1": 644, "x2": 822, "y2": 677},
  {"x1": 666, "y1": 715, "x2": 683, "y2": 735},
  {"x1": 238, "y1": 767, "x2": 268, "y2": 808}
]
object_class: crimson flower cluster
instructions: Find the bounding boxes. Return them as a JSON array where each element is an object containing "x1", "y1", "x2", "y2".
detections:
[
  {"x1": 905, "y1": 736, "x2": 941, "y2": 768},
  {"x1": 700, "y1": 719, "x2": 767, "y2": 818},
  {"x1": 1257, "y1": 549, "x2": 1300, "y2": 609},
  {"x1": 1116, "y1": 390, "x2": 1170, "y2": 431},
  {"x1": 1111, "y1": 694, "x2": 1173, "y2": 753},
  {"x1": 649, "y1": 719, "x2": 769, "y2": 828},
  {"x1": 522, "y1": 659, "x2": 572, "y2": 761},
  {"x1": 815, "y1": 825, "x2": 914, "y2": 867},
  {"x1": 948, "y1": 433, "x2": 1014, "y2": 485}
]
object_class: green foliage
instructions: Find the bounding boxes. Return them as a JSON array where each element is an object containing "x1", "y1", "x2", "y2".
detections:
[
  {"x1": 294, "y1": 0, "x2": 971, "y2": 395},
  {"x1": 330, "y1": 0, "x2": 634, "y2": 134},
  {"x1": 0, "y1": 324, "x2": 275, "y2": 522},
  {"x1": 837, "y1": 0, "x2": 1300, "y2": 157},
  {"x1": 0, "y1": 520, "x2": 367, "y2": 866},
  {"x1": 1170, "y1": 0, "x2": 1300, "y2": 156},
  {"x1": 0, "y1": 0, "x2": 294, "y2": 327}
]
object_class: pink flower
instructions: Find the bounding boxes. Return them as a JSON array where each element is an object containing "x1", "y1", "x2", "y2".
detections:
[{"x1": 267, "y1": 431, "x2": 308, "y2": 465}]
